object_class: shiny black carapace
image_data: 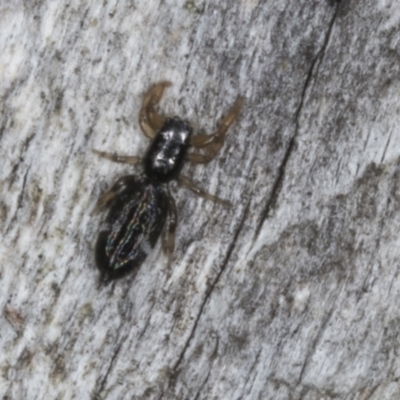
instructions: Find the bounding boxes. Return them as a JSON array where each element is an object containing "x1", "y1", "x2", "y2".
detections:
[{"x1": 93, "y1": 82, "x2": 243, "y2": 281}]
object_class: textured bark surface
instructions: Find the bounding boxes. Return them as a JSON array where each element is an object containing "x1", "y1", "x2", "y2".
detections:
[{"x1": 1, "y1": 1, "x2": 400, "y2": 399}]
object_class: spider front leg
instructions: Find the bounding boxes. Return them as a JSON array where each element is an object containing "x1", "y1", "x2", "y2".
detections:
[
  {"x1": 92, "y1": 149, "x2": 141, "y2": 165},
  {"x1": 162, "y1": 191, "x2": 177, "y2": 267},
  {"x1": 187, "y1": 96, "x2": 244, "y2": 164},
  {"x1": 139, "y1": 81, "x2": 171, "y2": 140},
  {"x1": 178, "y1": 175, "x2": 231, "y2": 207}
]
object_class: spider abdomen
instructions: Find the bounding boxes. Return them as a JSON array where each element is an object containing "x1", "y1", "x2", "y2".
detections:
[{"x1": 95, "y1": 176, "x2": 168, "y2": 281}]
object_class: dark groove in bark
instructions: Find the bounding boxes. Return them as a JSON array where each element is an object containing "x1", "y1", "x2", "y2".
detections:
[
  {"x1": 93, "y1": 335, "x2": 126, "y2": 399},
  {"x1": 162, "y1": 200, "x2": 251, "y2": 397},
  {"x1": 254, "y1": 5, "x2": 340, "y2": 240},
  {"x1": 193, "y1": 335, "x2": 219, "y2": 400}
]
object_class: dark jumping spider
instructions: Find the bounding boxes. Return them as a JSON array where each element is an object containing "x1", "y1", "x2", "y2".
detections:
[{"x1": 93, "y1": 82, "x2": 243, "y2": 281}]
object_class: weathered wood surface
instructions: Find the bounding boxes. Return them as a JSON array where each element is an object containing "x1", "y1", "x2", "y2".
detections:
[{"x1": 1, "y1": 1, "x2": 400, "y2": 399}]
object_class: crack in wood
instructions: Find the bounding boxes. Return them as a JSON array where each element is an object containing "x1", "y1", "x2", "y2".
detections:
[
  {"x1": 238, "y1": 348, "x2": 262, "y2": 400},
  {"x1": 254, "y1": 4, "x2": 340, "y2": 240},
  {"x1": 192, "y1": 335, "x2": 219, "y2": 400},
  {"x1": 297, "y1": 297, "x2": 337, "y2": 383},
  {"x1": 161, "y1": 199, "x2": 251, "y2": 397},
  {"x1": 8, "y1": 132, "x2": 36, "y2": 189},
  {"x1": 5, "y1": 166, "x2": 30, "y2": 235},
  {"x1": 93, "y1": 335, "x2": 127, "y2": 399},
  {"x1": 360, "y1": 182, "x2": 391, "y2": 297}
]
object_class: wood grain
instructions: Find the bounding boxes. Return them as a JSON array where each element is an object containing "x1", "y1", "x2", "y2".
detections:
[{"x1": 1, "y1": 1, "x2": 400, "y2": 399}]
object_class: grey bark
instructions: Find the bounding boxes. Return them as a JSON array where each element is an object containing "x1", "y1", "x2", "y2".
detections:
[{"x1": 1, "y1": 1, "x2": 400, "y2": 399}]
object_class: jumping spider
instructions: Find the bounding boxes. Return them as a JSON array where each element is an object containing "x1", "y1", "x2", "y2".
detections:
[{"x1": 93, "y1": 82, "x2": 243, "y2": 281}]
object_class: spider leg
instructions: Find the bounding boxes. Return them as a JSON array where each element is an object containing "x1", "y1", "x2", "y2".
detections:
[
  {"x1": 92, "y1": 185, "x2": 120, "y2": 214},
  {"x1": 93, "y1": 149, "x2": 141, "y2": 165},
  {"x1": 92, "y1": 176, "x2": 132, "y2": 214},
  {"x1": 139, "y1": 81, "x2": 172, "y2": 140},
  {"x1": 162, "y1": 190, "x2": 177, "y2": 267},
  {"x1": 187, "y1": 96, "x2": 244, "y2": 164},
  {"x1": 178, "y1": 175, "x2": 231, "y2": 207}
]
